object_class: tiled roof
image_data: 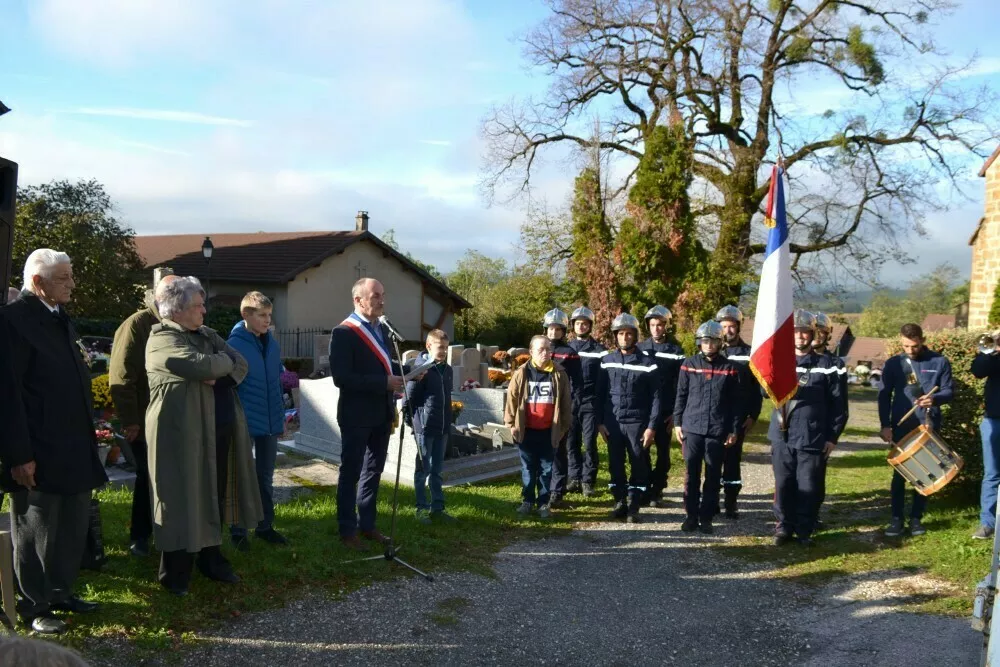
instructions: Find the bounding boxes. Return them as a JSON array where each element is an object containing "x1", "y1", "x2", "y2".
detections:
[
  {"x1": 921, "y1": 313, "x2": 956, "y2": 333},
  {"x1": 134, "y1": 230, "x2": 471, "y2": 308},
  {"x1": 843, "y1": 336, "x2": 890, "y2": 369}
]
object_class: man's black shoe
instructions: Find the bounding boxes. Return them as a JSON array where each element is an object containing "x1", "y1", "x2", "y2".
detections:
[
  {"x1": 581, "y1": 483, "x2": 596, "y2": 497},
  {"x1": 626, "y1": 513, "x2": 642, "y2": 524},
  {"x1": 255, "y1": 528, "x2": 288, "y2": 545},
  {"x1": 681, "y1": 516, "x2": 699, "y2": 532},
  {"x1": 814, "y1": 518, "x2": 826, "y2": 531},
  {"x1": 204, "y1": 569, "x2": 241, "y2": 584},
  {"x1": 129, "y1": 537, "x2": 150, "y2": 557},
  {"x1": 566, "y1": 480, "x2": 582, "y2": 494},
  {"x1": 797, "y1": 536, "x2": 815, "y2": 547},
  {"x1": 52, "y1": 596, "x2": 99, "y2": 613},
  {"x1": 699, "y1": 520, "x2": 714, "y2": 534},
  {"x1": 774, "y1": 531, "x2": 793, "y2": 546},
  {"x1": 30, "y1": 614, "x2": 68, "y2": 635},
  {"x1": 160, "y1": 582, "x2": 188, "y2": 597},
  {"x1": 724, "y1": 508, "x2": 739, "y2": 520},
  {"x1": 231, "y1": 535, "x2": 251, "y2": 552},
  {"x1": 610, "y1": 501, "x2": 628, "y2": 519},
  {"x1": 549, "y1": 496, "x2": 566, "y2": 509}
]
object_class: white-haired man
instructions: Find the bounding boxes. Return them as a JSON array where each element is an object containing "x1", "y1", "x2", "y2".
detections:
[{"x1": 1, "y1": 249, "x2": 108, "y2": 634}]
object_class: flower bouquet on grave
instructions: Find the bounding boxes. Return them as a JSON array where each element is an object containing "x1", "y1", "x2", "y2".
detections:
[
  {"x1": 487, "y1": 369, "x2": 510, "y2": 387},
  {"x1": 491, "y1": 350, "x2": 511, "y2": 369},
  {"x1": 451, "y1": 400, "x2": 464, "y2": 424},
  {"x1": 460, "y1": 379, "x2": 481, "y2": 392},
  {"x1": 94, "y1": 420, "x2": 117, "y2": 466}
]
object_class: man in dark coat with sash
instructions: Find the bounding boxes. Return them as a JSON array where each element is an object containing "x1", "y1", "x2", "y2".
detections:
[{"x1": 330, "y1": 278, "x2": 419, "y2": 550}]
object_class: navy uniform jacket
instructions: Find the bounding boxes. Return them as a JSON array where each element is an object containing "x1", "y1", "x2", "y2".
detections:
[
  {"x1": 878, "y1": 349, "x2": 953, "y2": 440},
  {"x1": 596, "y1": 348, "x2": 661, "y2": 430},
  {"x1": 721, "y1": 340, "x2": 763, "y2": 423},
  {"x1": 768, "y1": 351, "x2": 846, "y2": 451},
  {"x1": 817, "y1": 349, "x2": 849, "y2": 440},
  {"x1": 569, "y1": 336, "x2": 607, "y2": 413},
  {"x1": 972, "y1": 352, "x2": 1000, "y2": 419},
  {"x1": 404, "y1": 351, "x2": 453, "y2": 436},
  {"x1": 329, "y1": 314, "x2": 404, "y2": 429},
  {"x1": 638, "y1": 338, "x2": 685, "y2": 423},
  {"x1": 673, "y1": 353, "x2": 741, "y2": 439},
  {"x1": 552, "y1": 340, "x2": 583, "y2": 408}
]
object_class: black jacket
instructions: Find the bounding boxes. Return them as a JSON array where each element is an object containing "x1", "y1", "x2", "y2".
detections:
[
  {"x1": 638, "y1": 338, "x2": 685, "y2": 423},
  {"x1": 552, "y1": 340, "x2": 583, "y2": 407},
  {"x1": 972, "y1": 352, "x2": 1000, "y2": 419},
  {"x1": 2, "y1": 293, "x2": 108, "y2": 494},
  {"x1": 405, "y1": 352, "x2": 453, "y2": 436},
  {"x1": 596, "y1": 348, "x2": 661, "y2": 430},
  {"x1": 329, "y1": 315, "x2": 404, "y2": 429},
  {"x1": 721, "y1": 339, "x2": 763, "y2": 422},
  {"x1": 569, "y1": 337, "x2": 606, "y2": 412},
  {"x1": 817, "y1": 349, "x2": 849, "y2": 440},
  {"x1": 673, "y1": 353, "x2": 741, "y2": 438},
  {"x1": 767, "y1": 351, "x2": 847, "y2": 451}
]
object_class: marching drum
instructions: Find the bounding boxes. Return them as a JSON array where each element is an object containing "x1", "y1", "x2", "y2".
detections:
[{"x1": 888, "y1": 425, "x2": 964, "y2": 496}]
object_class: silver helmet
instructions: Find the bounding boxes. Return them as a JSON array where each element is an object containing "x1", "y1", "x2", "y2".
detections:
[
  {"x1": 644, "y1": 305, "x2": 672, "y2": 326},
  {"x1": 570, "y1": 306, "x2": 595, "y2": 324},
  {"x1": 793, "y1": 308, "x2": 816, "y2": 331},
  {"x1": 611, "y1": 313, "x2": 640, "y2": 333},
  {"x1": 814, "y1": 312, "x2": 832, "y2": 334},
  {"x1": 715, "y1": 305, "x2": 743, "y2": 324},
  {"x1": 542, "y1": 308, "x2": 569, "y2": 329},
  {"x1": 696, "y1": 320, "x2": 724, "y2": 341}
]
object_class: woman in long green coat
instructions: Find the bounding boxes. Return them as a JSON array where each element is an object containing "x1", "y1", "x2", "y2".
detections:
[{"x1": 145, "y1": 277, "x2": 263, "y2": 595}]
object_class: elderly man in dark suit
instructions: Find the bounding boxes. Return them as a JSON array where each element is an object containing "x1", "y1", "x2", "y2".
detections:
[
  {"x1": 2, "y1": 249, "x2": 108, "y2": 634},
  {"x1": 330, "y1": 278, "x2": 421, "y2": 550}
]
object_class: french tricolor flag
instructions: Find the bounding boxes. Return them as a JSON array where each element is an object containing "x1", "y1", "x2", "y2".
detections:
[{"x1": 750, "y1": 164, "x2": 798, "y2": 407}]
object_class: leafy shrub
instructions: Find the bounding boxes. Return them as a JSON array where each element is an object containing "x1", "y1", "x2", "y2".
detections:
[
  {"x1": 204, "y1": 306, "x2": 242, "y2": 335},
  {"x1": 74, "y1": 318, "x2": 123, "y2": 337},
  {"x1": 91, "y1": 373, "x2": 113, "y2": 411},
  {"x1": 887, "y1": 328, "x2": 984, "y2": 499}
]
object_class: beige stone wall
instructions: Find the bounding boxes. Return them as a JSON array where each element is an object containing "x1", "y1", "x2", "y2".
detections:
[
  {"x1": 284, "y1": 239, "x2": 455, "y2": 340},
  {"x1": 970, "y1": 159, "x2": 1000, "y2": 330}
]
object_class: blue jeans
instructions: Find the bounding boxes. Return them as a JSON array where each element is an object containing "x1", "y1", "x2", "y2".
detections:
[
  {"x1": 981, "y1": 418, "x2": 1000, "y2": 528},
  {"x1": 519, "y1": 428, "x2": 554, "y2": 507},
  {"x1": 415, "y1": 432, "x2": 447, "y2": 512},
  {"x1": 232, "y1": 434, "x2": 278, "y2": 536}
]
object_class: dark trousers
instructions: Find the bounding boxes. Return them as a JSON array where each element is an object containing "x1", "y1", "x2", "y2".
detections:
[
  {"x1": 815, "y1": 455, "x2": 828, "y2": 519},
  {"x1": 10, "y1": 490, "x2": 90, "y2": 617},
  {"x1": 232, "y1": 434, "x2": 279, "y2": 536},
  {"x1": 772, "y1": 441, "x2": 824, "y2": 539},
  {"x1": 159, "y1": 545, "x2": 232, "y2": 591},
  {"x1": 891, "y1": 469, "x2": 927, "y2": 520},
  {"x1": 682, "y1": 433, "x2": 724, "y2": 521},
  {"x1": 519, "y1": 428, "x2": 554, "y2": 506},
  {"x1": 130, "y1": 438, "x2": 153, "y2": 541},
  {"x1": 721, "y1": 431, "x2": 745, "y2": 510},
  {"x1": 215, "y1": 423, "x2": 233, "y2": 525},
  {"x1": 550, "y1": 432, "x2": 571, "y2": 498},
  {"x1": 646, "y1": 420, "x2": 672, "y2": 498},
  {"x1": 567, "y1": 408, "x2": 600, "y2": 485},
  {"x1": 338, "y1": 423, "x2": 391, "y2": 537},
  {"x1": 607, "y1": 421, "x2": 649, "y2": 512}
]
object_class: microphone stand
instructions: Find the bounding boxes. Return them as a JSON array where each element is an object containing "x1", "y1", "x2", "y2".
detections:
[{"x1": 345, "y1": 326, "x2": 433, "y2": 582}]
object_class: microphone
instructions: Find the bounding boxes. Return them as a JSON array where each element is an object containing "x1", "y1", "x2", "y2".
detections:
[{"x1": 378, "y1": 315, "x2": 405, "y2": 342}]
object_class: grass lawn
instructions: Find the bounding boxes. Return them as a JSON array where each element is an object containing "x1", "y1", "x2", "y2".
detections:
[{"x1": 722, "y1": 384, "x2": 986, "y2": 616}]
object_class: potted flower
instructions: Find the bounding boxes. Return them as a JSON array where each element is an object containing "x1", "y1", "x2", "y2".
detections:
[{"x1": 94, "y1": 420, "x2": 116, "y2": 466}]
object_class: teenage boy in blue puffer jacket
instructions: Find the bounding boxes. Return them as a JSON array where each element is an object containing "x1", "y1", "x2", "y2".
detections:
[
  {"x1": 405, "y1": 329, "x2": 455, "y2": 524},
  {"x1": 227, "y1": 291, "x2": 288, "y2": 550}
]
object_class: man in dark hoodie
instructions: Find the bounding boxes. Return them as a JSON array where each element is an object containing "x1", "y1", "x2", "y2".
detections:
[
  {"x1": 109, "y1": 272, "x2": 178, "y2": 558},
  {"x1": 405, "y1": 329, "x2": 455, "y2": 524}
]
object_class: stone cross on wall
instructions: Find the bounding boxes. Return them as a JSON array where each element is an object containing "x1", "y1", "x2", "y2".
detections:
[{"x1": 354, "y1": 260, "x2": 367, "y2": 280}]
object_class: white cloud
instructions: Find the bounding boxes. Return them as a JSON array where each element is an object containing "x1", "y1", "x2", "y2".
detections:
[{"x1": 70, "y1": 108, "x2": 253, "y2": 127}]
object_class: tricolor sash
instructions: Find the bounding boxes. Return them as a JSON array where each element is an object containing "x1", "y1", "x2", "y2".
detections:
[{"x1": 341, "y1": 315, "x2": 393, "y2": 375}]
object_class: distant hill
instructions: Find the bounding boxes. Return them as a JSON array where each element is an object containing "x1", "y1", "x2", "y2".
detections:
[{"x1": 797, "y1": 287, "x2": 908, "y2": 314}]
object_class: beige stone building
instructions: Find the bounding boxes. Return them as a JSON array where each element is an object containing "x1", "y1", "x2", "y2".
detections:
[
  {"x1": 968, "y1": 146, "x2": 1000, "y2": 330},
  {"x1": 134, "y1": 212, "x2": 470, "y2": 347}
]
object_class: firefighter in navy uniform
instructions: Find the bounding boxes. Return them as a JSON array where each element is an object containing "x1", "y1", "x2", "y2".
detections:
[
  {"x1": 596, "y1": 314, "x2": 661, "y2": 523},
  {"x1": 567, "y1": 306, "x2": 606, "y2": 497},
  {"x1": 637, "y1": 305, "x2": 685, "y2": 507},
  {"x1": 673, "y1": 321, "x2": 741, "y2": 534},
  {"x1": 811, "y1": 312, "x2": 848, "y2": 528},
  {"x1": 543, "y1": 308, "x2": 583, "y2": 507},
  {"x1": 769, "y1": 310, "x2": 846, "y2": 547},
  {"x1": 715, "y1": 305, "x2": 762, "y2": 519}
]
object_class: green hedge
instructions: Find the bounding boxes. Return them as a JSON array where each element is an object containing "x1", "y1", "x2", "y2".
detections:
[
  {"x1": 887, "y1": 328, "x2": 984, "y2": 499},
  {"x1": 74, "y1": 318, "x2": 123, "y2": 337}
]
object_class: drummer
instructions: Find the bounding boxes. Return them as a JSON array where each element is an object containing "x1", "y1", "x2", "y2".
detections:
[{"x1": 878, "y1": 323, "x2": 954, "y2": 538}]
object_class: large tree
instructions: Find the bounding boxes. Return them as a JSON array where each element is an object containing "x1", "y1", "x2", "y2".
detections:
[
  {"x1": 483, "y1": 0, "x2": 995, "y2": 304},
  {"x1": 13, "y1": 180, "x2": 146, "y2": 319}
]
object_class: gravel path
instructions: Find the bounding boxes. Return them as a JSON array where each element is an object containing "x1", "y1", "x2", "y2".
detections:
[{"x1": 87, "y1": 431, "x2": 982, "y2": 667}]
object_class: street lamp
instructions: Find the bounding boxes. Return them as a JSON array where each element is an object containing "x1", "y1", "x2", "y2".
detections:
[{"x1": 201, "y1": 236, "x2": 214, "y2": 307}]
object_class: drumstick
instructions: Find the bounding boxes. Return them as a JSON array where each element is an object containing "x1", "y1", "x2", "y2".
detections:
[{"x1": 897, "y1": 385, "x2": 939, "y2": 426}]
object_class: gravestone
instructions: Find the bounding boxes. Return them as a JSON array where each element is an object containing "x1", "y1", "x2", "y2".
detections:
[
  {"x1": 479, "y1": 362, "x2": 490, "y2": 387},
  {"x1": 402, "y1": 349, "x2": 419, "y2": 366},
  {"x1": 447, "y1": 344, "x2": 465, "y2": 366},
  {"x1": 460, "y1": 348, "x2": 481, "y2": 384},
  {"x1": 314, "y1": 334, "x2": 332, "y2": 371},
  {"x1": 286, "y1": 379, "x2": 343, "y2": 463}
]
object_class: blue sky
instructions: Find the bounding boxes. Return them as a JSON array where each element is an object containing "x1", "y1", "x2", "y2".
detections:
[{"x1": 2, "y1": 0, "x2": 998, "y2": 287}]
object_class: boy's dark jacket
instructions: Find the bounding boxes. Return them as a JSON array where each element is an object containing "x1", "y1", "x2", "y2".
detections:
[{"x1": 405, "y1": 351, "x2": 453, "y2": 436}]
